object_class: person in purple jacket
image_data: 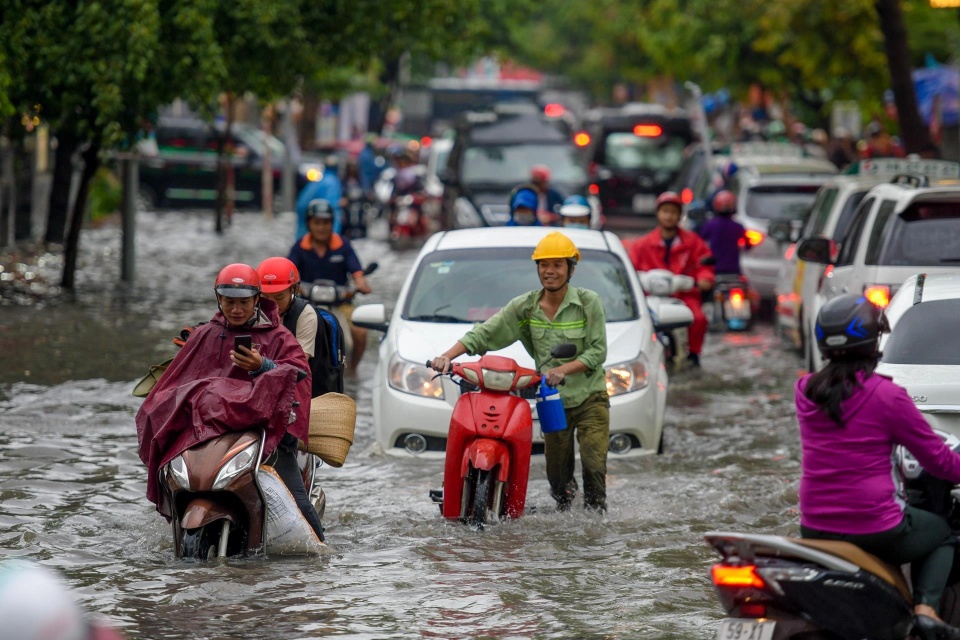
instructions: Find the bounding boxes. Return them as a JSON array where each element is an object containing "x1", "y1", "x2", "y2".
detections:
[
  {"x1": 698, "y1": 190, "x2": 746, "y2": 275},
  {"x1": 797, "y1": 294, "x2": 960, "y2": 626}
]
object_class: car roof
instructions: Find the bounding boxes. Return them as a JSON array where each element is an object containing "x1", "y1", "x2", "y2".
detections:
[
  {"x1": 863, "y1": 182, "x2": 960, "y2": 204},
  {"x1": 428, "y1": 227, "x2": 616, "y2": 253},
  {"x1": 460, "y1": 112, "x2": 569, "y2": 144},
  {"x1": 885, "y1": 273, "x2": 960, "y2": 329},
  {"x1": 735, "y1": 157, "x2": 838, "y2": 175}
]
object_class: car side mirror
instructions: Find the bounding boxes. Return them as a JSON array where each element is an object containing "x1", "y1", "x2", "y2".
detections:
[
  {"x1": 768, "y1": 219, "x2": 793, "y2": 243},
  {"x1": 352, "y1": 303, "x2": 389, "y2": 332},
  {"x1": 795, "y1": 237, "x2": 838, "y2": 265},
  {"x1": 655, "y1": 303, "x2": 694, "y2": 332},
  {"x1": 551, "y1": 343, "x2": 577, "y2": 359}
]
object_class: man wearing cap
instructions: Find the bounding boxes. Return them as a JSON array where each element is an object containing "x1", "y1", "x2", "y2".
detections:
[
  {"x1": 507, "y1": 186, "x2": 542, "y2": 227},
  {"x1": 629, "y1": 192, "x2": 714, "y2": 367},
  {"x1": 288, "y1": 198, "x2": 372, "y2": 370}
]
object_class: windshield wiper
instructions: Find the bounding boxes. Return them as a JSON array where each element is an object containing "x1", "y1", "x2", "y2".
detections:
[{"x1": 406, "y1": 314, "x2": 468, "y2": 323}]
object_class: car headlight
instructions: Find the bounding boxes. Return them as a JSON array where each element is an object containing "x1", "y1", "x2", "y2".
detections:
[
  {"x1": 299, "y1": 163, "x2": 323, "y2": 182},
  {"x1": 454, "y1": 197, "x2": 482, "y2": 228},
  {"x1": 389, "y1": 353, "x2": 445, "y2": 399},
  {"x1": 605, "y1": 354, "x2": 650, "y2": 396},
  {"x1": 212, "y1": 442, "x2": 259, "y2": 490},
  {"x1": 168, "y1": 454, "x2": 190, "y2": 490}
]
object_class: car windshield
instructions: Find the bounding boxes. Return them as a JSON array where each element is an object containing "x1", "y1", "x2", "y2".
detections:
[
  {"x1": 743, "y1": 185, "x2": 821, "y2": 221},
  {"x1": 403, "y1": 247, "x2": 638, "y2": 323},
  {"x1": 866, "y1": 200, "x2": 960, "y2": 266},
  {"x1": 232, "y1": 125, "x2": 286, "y2": 158},
  {"x1": 461, "y1": 144, "x2": 586, "y2": 185},
  {"x1": 602, "y1": 133, "x2": 687, "y2": 172},
  {"x1": 884, "y1": 299, "x2": 960, "y2": 365}
]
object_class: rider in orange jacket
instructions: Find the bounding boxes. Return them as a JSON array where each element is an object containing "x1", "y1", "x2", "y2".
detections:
[{"x1": 628, "y1": 192, "x2": 715, "y2": 366}]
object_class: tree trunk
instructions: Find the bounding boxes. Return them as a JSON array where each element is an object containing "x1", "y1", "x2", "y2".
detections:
[
  {"x1": 61, "y1": 137, "x2": 101, "y2": 290},
  {"x1": 45, "y1": 129, "x2": 79, "y2": 245},
  {"x1": 214, "y1": 93, "x2": 235, "y2": 234},
  {"x1": 875, "y1": 0, "x2": 937, "y2": 156},
  {"x1": 372, "y1": 55, "x2": 402, "y2": 135},
  {"x1": 300, "y1": 89, "x2": 319, "y2": 151}
]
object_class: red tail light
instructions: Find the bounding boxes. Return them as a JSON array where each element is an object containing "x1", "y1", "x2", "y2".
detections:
[
  {"x1": 574, "y1": 131, "x2": 591, "y2": 147},
  {"x1": 784, "y1": 243, "x2": 796, "y2": 260},
  {"x1": 633, "y1": 124, "x2": 663, "y2": 137},
  {"x1": 817, "y1": 264, "x2": 834, "y2": 292},
  {"x1": 420, "y1": 136, "x2": 433, "y2": 148},
  {"x1": 740, "y1": 603, "x2": 767, "y2": 618},
  {"x1": 730, "y1": 288, "x2": 745, "y2": 305},
  {"x1": 681, "y1": 188, "x2": 693, "y2": 204},
  {"x1": 863, "y1": 284, "x2": 891, "y2": 308},
  {"x1": 589, "y1": 183, "x2": 600, "y2": 195},
  {"x1": 744, "y1": 230, "x2": 764, "y2": 247},
  {"x1": 712, "y1": 564, "x2": 766, "y2": 589},
  {"x1": 544, "y1": 103, "x2": 565, "y2": 118}
]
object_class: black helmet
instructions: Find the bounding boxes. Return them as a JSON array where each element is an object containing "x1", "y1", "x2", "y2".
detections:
[
  {"x1": 815, "y1": 293, "x2": 883, "y2": 360},
  {"x1": 306, "y1": 199, "x2": 335, "y2": 220}
]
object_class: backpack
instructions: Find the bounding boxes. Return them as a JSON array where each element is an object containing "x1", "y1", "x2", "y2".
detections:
[{"x1": 284, "y1": 297, "x2": 345, "y2": 397}]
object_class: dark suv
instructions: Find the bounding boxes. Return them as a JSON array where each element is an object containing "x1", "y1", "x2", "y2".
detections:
[
  {"x1": 579, "y1": 104, "x2": 694, "y2": 227},
  {"x1": 139, "y1": 117, "x2": 320, "y2": 209},
  {"x1": 441, "y1": 104, "x2": 588, "y2": 228}
]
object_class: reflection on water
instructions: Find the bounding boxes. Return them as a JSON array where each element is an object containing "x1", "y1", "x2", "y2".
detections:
[{"x1": 0, "y1": 211, "x2": 803, "y2": 638}]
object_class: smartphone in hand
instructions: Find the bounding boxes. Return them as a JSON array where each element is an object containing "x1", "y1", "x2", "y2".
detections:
[{"x1": 234, "y1": 335, "x2": 253, "y2": 353}]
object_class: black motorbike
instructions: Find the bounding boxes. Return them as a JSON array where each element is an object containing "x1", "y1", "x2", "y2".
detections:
[
  {"x1": 705, "y1": 430, "x2": 960, "y2": 640},
  {"x1": 705, "y1": 273, "x2": 756, "y2": 332}
]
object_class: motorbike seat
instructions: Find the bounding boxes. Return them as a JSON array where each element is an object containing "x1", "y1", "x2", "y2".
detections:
[{"x1": 794, "y1": 538, "x2": 911, "y2": 601}]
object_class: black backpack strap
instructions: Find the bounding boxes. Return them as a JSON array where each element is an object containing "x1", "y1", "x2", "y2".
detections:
[{"x1": 283, "y1": 297, "x2": 309, "y2": 335}]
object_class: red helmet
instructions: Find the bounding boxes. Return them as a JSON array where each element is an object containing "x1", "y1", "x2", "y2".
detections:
[
  {"x1": 214, "y1": 263, "x2": 260, "y2": 298},
  {"x1": 656, "y1": 191, "x2": 683, "y2": 210},
  {"x1": 531, "y1": 165, "x2": 551, "y2": 182},
  {"x1": 712, "y1": 190, "x2": 737, "y2": 214},
  {"x1": 256, "y1": 257, "x2": 300, "y2": 293}
]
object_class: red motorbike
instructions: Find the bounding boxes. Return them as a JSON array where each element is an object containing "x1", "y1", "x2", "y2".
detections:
[{"x1": 427, "y1": 344, "x2": 574, "y2": 528}]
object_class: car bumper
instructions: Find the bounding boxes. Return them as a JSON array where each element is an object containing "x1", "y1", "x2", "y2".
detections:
[{"x1": 374, "y1": 377, "x2": 663, "y2": 460}]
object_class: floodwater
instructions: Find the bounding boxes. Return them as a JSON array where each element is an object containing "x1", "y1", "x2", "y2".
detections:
[{"x1": 0, "y1": 210, "x2": 803, "y2": 639}]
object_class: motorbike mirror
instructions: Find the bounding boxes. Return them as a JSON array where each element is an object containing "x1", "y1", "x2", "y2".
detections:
[
  {"x1": 363, "y1": 262, "x2": 379, "y2": 276},
  {"x1": 550, "y1": 343, "x2": 577, "y2": 359}
]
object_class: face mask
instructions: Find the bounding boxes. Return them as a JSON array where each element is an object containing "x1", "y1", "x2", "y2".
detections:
[
  {"x1": 565, "y1": 222, "x2": 589, "y2": 229},
  {"x1": 514, "y1": 213, "x2": 536, "y2": 225}
]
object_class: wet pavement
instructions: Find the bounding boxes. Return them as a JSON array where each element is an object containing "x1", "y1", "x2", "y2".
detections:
[{"x1": 0, "y1": 210, "x2": 804, "y2": 638}]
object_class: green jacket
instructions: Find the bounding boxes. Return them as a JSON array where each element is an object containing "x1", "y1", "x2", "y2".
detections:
[{"x1": 459, "y1": 286, "x2": 607, "y2": 408}]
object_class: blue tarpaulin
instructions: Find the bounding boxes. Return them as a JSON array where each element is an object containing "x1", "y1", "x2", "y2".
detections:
[{"x1": 913, "y1": 65, "x2": 960, "y2": 128}]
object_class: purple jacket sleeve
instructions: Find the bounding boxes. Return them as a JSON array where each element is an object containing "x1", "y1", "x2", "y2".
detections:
[{"x1": 889, "y1": 383, "x2": 960, "y2": 483}]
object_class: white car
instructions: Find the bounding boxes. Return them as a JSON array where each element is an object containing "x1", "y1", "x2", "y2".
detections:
[
  {"x1": 352, "y1": 227, "x2": 692, "y2": 459},
  {"x1": 877, "y1": 273, "x2": 960, "y2": 439},
  {"x1": 774, "y1": 158, "x2": 960, "y2": 370},
  {"x1": 797, "y1": 171, "x2": 960, "y2": 370}
]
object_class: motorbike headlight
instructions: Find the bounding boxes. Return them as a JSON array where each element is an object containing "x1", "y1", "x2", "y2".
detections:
[
  {"x1": 299, "y1": 164, "x2": 323, "y2": 182},
  {"x1": 168, "y1": 454, "x2": 190, "y2": 490},
  {"x1": 481, "y1": 368, "x2": 515, "y2": 391},
  {"x1": 310, "y1": 284, "x2": 337, "y2": 304},
  {"x1": 605, "y1": 354, "x2": 650, "y2": 396},
  {"x1": 212, "y1": 442, "x2": 259, "y2": 490},
  {"x1": 454, "y1": 197, "x2": 482, "y2": 228},
  {"x1": 388, "y1": 353, "x2": 444, "y2": 399}
]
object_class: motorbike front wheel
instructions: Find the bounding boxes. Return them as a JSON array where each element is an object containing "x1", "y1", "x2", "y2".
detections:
[
  {"x1": 181, "y1": 525, "x2": 216, "y2": 560},
  {"x1": 469, "y1": 469, "x2": 494, "y2": 529}
]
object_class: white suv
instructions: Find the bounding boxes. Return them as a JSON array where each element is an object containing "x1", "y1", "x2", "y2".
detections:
[{"x1": 797, "y1": 172, "x2": 960, "y2": 370}]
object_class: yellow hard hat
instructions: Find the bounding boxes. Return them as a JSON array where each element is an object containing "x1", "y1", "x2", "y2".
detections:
[{"x1": 531, "y1": 231, "x2": 580, "y2": 263}]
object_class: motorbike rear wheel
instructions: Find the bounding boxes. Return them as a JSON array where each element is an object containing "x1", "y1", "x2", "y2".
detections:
[{"x1": 181, "y1": 525, "x2": 217, "y2": 560}]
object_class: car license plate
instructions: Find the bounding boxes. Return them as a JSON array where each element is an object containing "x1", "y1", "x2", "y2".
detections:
[
  {"x1": 724, "y1": 300, "x2": 751, "y2": 320},
  {"x1": 633, "y1": 194, "x2": 656, "y2": 213},
  {"x1": 716, "y1": 619, "x2": 775, "y2": 640}
]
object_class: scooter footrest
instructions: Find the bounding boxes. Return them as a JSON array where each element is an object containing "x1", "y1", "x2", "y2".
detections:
[{"x1": 429, "y1": 489, "x2": 443, "y2": 504}]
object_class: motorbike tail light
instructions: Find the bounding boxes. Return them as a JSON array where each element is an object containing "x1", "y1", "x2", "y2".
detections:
[
  {"x1": 589, "y1": 183, "x2": 599, "y2": 195},
  {"x1": 729, "y1": 288, "x2": 745, "y2": 305},
  {"x1": 681, "y1": 188, "x2": 693, "y2": 204},
  {"x1": 633, "y1": 124, "x2": 663, "y2": 137},
  {"x1": 420, "y1": 136, "x2": 432, "y2": 148},
  {"x1": 863, "y1": 284, "x2": 891, "y2": 308},
  {"x1": 740, "y1": 603, "x2": 767, "y2": 618},
  {"x1": 575, "y1": 132, "x2": 591, "y2": 147},
  {"x1": 744, "y1": 229, "x2": 764, "y2": 247},
  {"x1": 711, "y1": 564, "x2": 766, "y2": 589},
  {"x1": 544, "y1": 103, "x2": 565, "y2": 118}
]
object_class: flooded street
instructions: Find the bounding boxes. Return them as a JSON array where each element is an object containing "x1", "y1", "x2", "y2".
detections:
[{"x1": 0, "y1": 210, "x2": 803, "y2": 639}]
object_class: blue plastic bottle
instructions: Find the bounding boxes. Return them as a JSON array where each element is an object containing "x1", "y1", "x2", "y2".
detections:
[{"x1": 536, "y1": 378, "x2": 568, "y2": 433}]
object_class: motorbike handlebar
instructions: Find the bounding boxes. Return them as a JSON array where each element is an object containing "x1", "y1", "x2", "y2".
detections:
[{"x1": 424, "y1": 360, "x2": 564, "y2": 386}]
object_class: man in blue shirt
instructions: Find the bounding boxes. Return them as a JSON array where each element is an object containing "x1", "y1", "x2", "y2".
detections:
[{"x1": 288, "y1": 199, "x2": 373, "y2": 370}]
